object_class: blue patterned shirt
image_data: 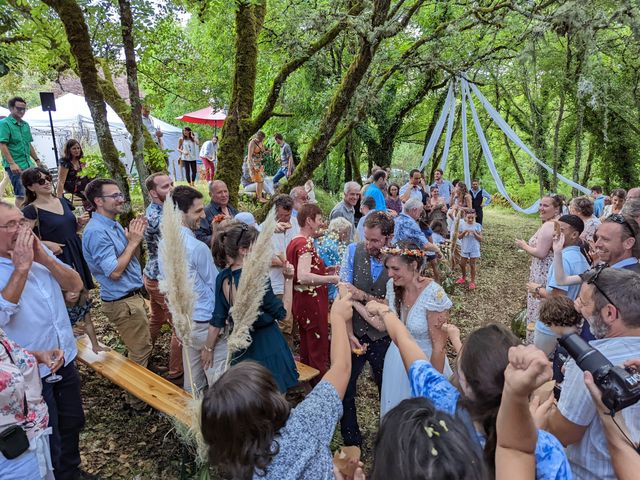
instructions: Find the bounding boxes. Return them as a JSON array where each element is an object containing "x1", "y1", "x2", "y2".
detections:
[
  {"x1": 394, "y1": 212, "x2": 427, "y2": 247},
  {"x1": 143, "y1": 202, "x2": 163, "y2": 280},
  {"x1": 409, "y1": 360, "x2": 572, "y2": 480},
  {"x1": 257, "y1": 380, "x2": 342, "y2": 479}
]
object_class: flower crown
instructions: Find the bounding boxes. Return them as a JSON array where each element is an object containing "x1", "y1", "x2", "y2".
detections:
[{"x1": 380, "y1": 246, "x2": 427, "y2": 257}]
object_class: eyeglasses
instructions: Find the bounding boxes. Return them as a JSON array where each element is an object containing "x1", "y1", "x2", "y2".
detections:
[
  {"x1": 584, "y1": 264, "x2": 619, "y2": 312},
  {"x1": 14, "y1": 107, "x2": 26, "y2": 113},
  {"x1": 0, "y1": 219, "x2": 29, "y2": 230},
  {"x1": 607, "y1": 214, "x2": 636, "y2": 237},
  {"x1": 98, "y1": 193, "x2": 125, "y2": 200},
  {"x1": 35, "y1": 176, "x2": 52, "y2": 185}
]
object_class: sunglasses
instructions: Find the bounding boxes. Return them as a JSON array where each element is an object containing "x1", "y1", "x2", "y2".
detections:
[
  {"x1": 607, "y1": 214, "x2": 636, "y2": 237},
  {"x1": 35, "y1": 176, "x2": 52, "y2": 185},
  {"x1": 584, "y1": 264, "x2": 618, "y2": 312}
]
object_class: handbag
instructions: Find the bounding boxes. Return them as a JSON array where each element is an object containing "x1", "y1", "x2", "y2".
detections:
[{"x1": 0, "y1": 341, "x2": 31, "y2": 459}]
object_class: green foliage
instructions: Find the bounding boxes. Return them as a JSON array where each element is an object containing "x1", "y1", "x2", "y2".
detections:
[
  {"x1": 144, "y1": 147, "x2": 169, "y2": 174},
  {"x1": 81, "y1": 151, "x2": 110, "y2": 179}
]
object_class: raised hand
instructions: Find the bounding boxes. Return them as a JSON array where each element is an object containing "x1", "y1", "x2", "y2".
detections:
[
  {"x1": 11, "y1": 226, "x2": 35, "y2": 272},
  {"x1": 331, "y1": 285, "x2": 354, "y2": 321},
  {"x1": 552, "y1": 232, "x2": 565, "y2": 253},
  {"x1": 504, "y1": 345, "x2": 552, "y2": 398}
]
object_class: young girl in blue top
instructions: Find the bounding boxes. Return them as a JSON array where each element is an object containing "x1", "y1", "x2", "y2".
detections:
[
  {"x1": 456, "y1": 209, "x2": 483, "y2": 289},
  {"x1": 364, "y1": 300, "x2": 572, "y2": 480}
]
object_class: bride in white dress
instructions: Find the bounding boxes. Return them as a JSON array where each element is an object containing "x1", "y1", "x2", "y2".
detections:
[{"x1": 378, "y1": 245, "x2": 453, "y2": 417}]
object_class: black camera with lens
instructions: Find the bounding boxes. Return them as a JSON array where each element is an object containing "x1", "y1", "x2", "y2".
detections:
[{"x1": 558, "y1": 333, "x2": 640, "y2": 413}]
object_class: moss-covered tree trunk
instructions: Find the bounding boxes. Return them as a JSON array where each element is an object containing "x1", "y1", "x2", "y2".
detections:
[
  {"x1": 118, "y1": 0, "x2": 149, "y2": 203},
  {"x1": 217, "y1": 0, "x2": 266, "y2": 205},
  {"x1": 288, "y1": 0, "x2": 392, "y2": 187},
  {"x1": 41, "y1": 0, "x2": 130, "y2": 201}
]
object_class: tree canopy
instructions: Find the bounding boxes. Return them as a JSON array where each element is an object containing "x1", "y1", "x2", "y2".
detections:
[{"x1": 2, "y1": 0, "x2": 639, "y2": 205}]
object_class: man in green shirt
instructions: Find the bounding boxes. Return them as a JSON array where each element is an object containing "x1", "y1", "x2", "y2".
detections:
[{"x1": 0, "y1": 97, "x2": 42, "y2": 206}]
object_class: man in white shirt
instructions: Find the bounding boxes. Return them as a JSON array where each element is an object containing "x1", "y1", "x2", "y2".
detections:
[
  {"x1": 539, "y1": 267, "x2": 640, "y2": 480},
  {"x1": 399, "y1": 169, "x2": 426, "y2": 203},
  {"x1": 431, "y1": 168, "x2": 454, "y2": 206},
  {"x1": 160, "y1": 186, "x2": 218, "y2": 394},
  {"x1": 267, "y1": 194, "x2": 299, "y2": 347},
  {"x1": 0, "y1": 201, "x2": 86, "y2": 478}
]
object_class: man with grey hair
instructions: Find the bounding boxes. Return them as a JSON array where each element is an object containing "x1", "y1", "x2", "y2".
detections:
[
  {"x1": 393, "y1": 197, "x2": 440, "y2": 254},
  {"x1": 539, "y1": 267, "x2": 640, "y2": 480},
  {"x1": 330, "y1": 181, "x2": 360, "y2": 237}
]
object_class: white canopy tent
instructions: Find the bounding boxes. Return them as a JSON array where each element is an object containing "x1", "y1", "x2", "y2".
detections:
[
  {"x1": 23, "y1": 93, "x2": 184, "y2": 179},
  {"x1": 0, "y1": 106, "x2": 9, "y2": 117}
]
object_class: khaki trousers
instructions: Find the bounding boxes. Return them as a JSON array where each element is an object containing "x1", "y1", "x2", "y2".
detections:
[
  {"x1": 101, "y1": 293, "x2": 153, "y2": 367},
  {"x1": 276, "y1": 294, "x2": 296, "y2": 350}
]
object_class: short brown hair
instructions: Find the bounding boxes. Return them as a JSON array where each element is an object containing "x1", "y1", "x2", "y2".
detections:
[
  {"x1": 570, "y1": 196, "x2": 594, "y2": 217},
  {"x1": 144, "y1": 171, "x2": 168, "y2": 193},
  {"x1": 539, "y1": 296, "x2": 582, "y2": 327},
  {"x1": 296, "y1": 203, "x2": 322, "y2": 228},
  {"x1": 201, "y1": 362, "x2": 290, "y2": 478},
  {"x1": 364, "y1": 211, "x2": 394, "y2": 236}
]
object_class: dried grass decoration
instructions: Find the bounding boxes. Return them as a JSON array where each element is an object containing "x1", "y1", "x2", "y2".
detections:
[
  {"x1": 225, "y1": 207, "x2": 278, "y2": 364},
  {"x1": 158, "y1": 196, "x2": 197, "y2": 393}
]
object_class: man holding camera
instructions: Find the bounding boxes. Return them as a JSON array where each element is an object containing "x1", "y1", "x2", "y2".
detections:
[{"x1": 538, "y1": 268, "x2": 640, "y2": 480}]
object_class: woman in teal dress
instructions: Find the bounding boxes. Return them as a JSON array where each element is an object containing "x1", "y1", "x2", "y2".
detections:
[{"x1": 209, "y1": 221, "x2": 299, "y2": 393}]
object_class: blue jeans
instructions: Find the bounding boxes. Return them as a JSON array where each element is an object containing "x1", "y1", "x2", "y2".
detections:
[
  {"x1": 340, "y1": 334, "x2": 391, "y2": 446},
  {"x1": 41, "y1": 361, "x2": 85, "y2": 480},
  {"x1": 4, "y1": 168, "x2": 25, "y2": 197},
  {"x1": 272, "y1": 166, "x2": 289, "y2": 185}
]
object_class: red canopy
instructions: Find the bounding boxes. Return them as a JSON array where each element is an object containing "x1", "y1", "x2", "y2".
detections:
[{"x1": 176, "y1": 107, "x2": 226, "y2": 127}]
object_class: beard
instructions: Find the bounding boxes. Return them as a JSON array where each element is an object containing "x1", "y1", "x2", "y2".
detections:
[{"x1": 586, "y1": 311, "x2": 610, "y2": 339}]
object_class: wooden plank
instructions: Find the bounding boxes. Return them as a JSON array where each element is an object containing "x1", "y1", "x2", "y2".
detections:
[
  {"x1": 76, "y1": 337, "x2": 319, "y2": 425},
  {"x1": 295, "y1": 360, "x2": 319, "y2": 383},
  {"x1": 76, "y1": 336, "x2": 193, "y2": 426}
]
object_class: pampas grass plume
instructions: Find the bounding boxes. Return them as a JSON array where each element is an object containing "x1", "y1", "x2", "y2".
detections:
[
  {"x1": 226, "y1": 207, "x2": 277, "y2": 356},
  {"x1": 158, "y1": 197, "x2": 196, "y2": 345}
]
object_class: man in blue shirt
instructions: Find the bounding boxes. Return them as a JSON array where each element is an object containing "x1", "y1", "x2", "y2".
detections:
[
  {"x1": 527, "y1": 215, "x2": 590, "y2": 356},
  {"x1": 431, "y1": 168, "x2": 454, "y2": 206},
  {"x1": 82, "y1": 179, "x2": 153, "y2": 371},
  {"x1": 143, "y1": 172, "x2": 183, "y2": 384},
  {"x1": 160, "y1": 186, "x2": 218, "y2": 394},
  {"x1": 591, "y1": 185, "x2": 605, "y2": 218},
  {"x1": 363, "y1": 170, "x2": 387, "y2": 211},
  {"x1": 340, "y1": 211, "x2": 394, "y2": 447},
  {"x1": 0, "y1": 201, "x2": 86, "y2": 479}
]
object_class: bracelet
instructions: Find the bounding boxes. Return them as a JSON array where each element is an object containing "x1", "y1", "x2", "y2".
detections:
[{"x1": 203, "y1": 345, "x2": 213, "y2": 352}]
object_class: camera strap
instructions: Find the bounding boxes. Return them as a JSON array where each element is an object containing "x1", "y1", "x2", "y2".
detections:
[{"x1": 0, "y1": 339, "x2": 31, "y2": 427}]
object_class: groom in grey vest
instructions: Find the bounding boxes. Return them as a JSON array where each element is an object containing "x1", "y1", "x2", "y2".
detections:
[{"x1": 339, "y1": 211, "x2": 394, "y2": 447}]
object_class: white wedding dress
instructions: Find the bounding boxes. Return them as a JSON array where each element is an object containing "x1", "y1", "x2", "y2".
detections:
[{"x1": 380, "y1": 279, "x2": 453, "y2": 418}]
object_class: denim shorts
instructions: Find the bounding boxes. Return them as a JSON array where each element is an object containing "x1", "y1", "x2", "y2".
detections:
[{"x1": 4, "y1": 168, "x2": 25, "y2": 197}]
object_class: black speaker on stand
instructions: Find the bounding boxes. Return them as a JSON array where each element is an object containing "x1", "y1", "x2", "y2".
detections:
[{"x1": 39, "y1": 92, "x2": 59, "y2": 167}]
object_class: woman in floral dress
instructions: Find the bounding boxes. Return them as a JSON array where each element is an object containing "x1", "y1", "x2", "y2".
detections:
[{"x1": 515, "y1": 195, "x2": 562, "y2": 347}]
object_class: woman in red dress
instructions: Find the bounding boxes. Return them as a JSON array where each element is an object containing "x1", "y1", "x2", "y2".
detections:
[{"x1": 286, "y1": 203, "x2": 340, "y2": 382}]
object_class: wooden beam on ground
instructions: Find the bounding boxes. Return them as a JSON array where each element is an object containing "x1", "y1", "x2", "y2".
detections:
[
  {"x1": 76, "y1": 336, "x2": 192, "y2": 425},
  {"x1": 76, "y1": 337, "x2": 319, "y2": 423}
]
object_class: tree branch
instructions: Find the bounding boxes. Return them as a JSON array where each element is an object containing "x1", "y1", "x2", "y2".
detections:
[{"x1": 252, "y1": 1, "x2": 364, "y2": 129}]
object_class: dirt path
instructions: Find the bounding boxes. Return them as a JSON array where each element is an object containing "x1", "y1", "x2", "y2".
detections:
[{"x1": 79, "y1": 208, "x2": 539, "y2": 479}]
